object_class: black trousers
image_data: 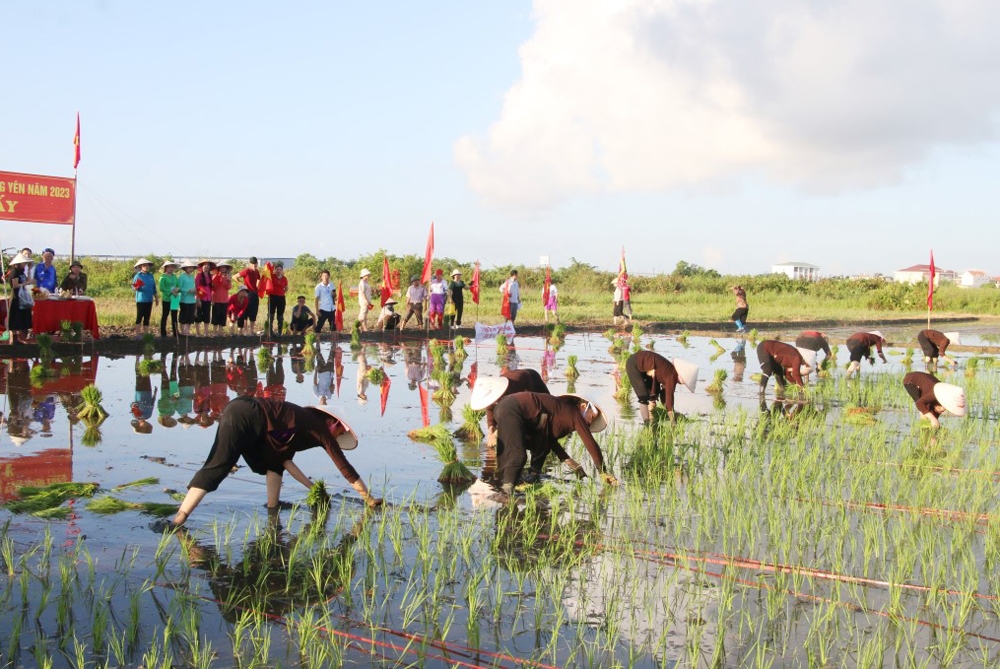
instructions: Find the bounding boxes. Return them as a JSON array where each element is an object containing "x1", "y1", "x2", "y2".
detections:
[
  {"x1": 916, "y1": 332, "x2": 939, "y2": 359},
  {"x1": 625, "y1": 355, "x2": 655, "y2": 404},
  {"x1": 268, "y1": 296, "x2": 286, "y2": 335},
  {"x1": 757, "y1": 342, "x2": 787, "y2": 389},
  {"x1": 494, "y1": 399, "x2": 550, "y2": 486},
  {"x1": 188, "y1": 397, "x2": 267, "y2": 492},
  {"x1": 160, "y1": 301, "x2": 178, "y2": 337}
]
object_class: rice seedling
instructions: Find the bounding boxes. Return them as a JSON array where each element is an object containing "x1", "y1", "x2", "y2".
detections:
[
  {"x1": 138, "y1": 358, "x2": 163, "y2": 375},
  {"x1": 302, "y1": 331, "x2": 317, "y2": 355},
  {"x1": 428, "y1": 436, "x2": 476, "y2": 485},
  {"x1": 677, "y1": 330, "x2": 690, "y2": 346},
  {"x1": 113, "y1": 477, "x2": 160, "y2": 491},
  {"x1": 350, "y1": 320, "x2": 362, "y2": 350},
  {"x1": 75, "y1": 385, "x2": 108, "y2": 421},
  {"x1": 306, "y1": 479, "x2": 329, "y2": 507},
  {"x1": 85, "y1": 496, "x2": 177, "y2": 517},
  {"x1": 4, "y1": 482, "x2": 99, "y2": 514},
  {"x1": 453, "y1": 336, "x2": 467, "y2": 360},
  {"x1": 565, "y1": 354, "x2": 579, "y2": 380},
  {"x1": 709, "y1": 338, "x2": 725, "y2": 354},
  {"x1": 706, "y1": 369, "x2": 728, "y2": 393},
  {"x1": 495, "y1": 333, "x2": 509, "y2": 356},
  {"x1": 965, "y1": 356, "x2": 980, "y2": 377},
  {"x1": 429, "y1": 340, "x2": 446, "y2": 367},
  {"x1": 614, "y1": 367, "x2": 633, "y2": 401},
  {"x1": 453, "y1": 405, "x2": 485, "y2": 442},
  {"x1": 365, "y1": 366, "x2": 386, "y2": 384},
  {"x1": 549, "y1": 323, "x2": 567, "y2": 345},
  {"x1": 407, "y1": 423, "x2": 452, "y2": 446}
]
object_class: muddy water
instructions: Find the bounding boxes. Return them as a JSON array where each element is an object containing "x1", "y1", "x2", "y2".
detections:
[{"x1": 1, "y1": 330, "x2": 996, "y2": 668}]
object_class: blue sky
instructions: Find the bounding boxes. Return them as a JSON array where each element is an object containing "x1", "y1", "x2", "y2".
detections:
[{"x1": 3, "y1": 1, "x2": 999, "y2": 277}]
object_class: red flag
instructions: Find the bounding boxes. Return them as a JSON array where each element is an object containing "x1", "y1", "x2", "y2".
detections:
[
  {"x1": 470, "y1": 261, "x2": 480, "y2": 305},
  {"x1": 380, "y1": 256, "x2": 394, "y2": 306},
  {"x1": 927, "y1": 250, "x2": 936, "y2": 310},
  {"x1": 618, "y1": 246, "x2": 628, "y2": 282},
  {"x1": 420, "y1": 222, "x2": 435, "y2": 285},
  {"x1": 500, "y1": 278, "x2": 511, "y2": 320},
  {"x1": 379, "y1": 376, "x2": 391, "y2": 416},
  {"x1": 73, "y1": 113, "x2": 81, "y2": 169},
  {"x1": 542, "y1": 266, "x2": 551, "y2": 306},
  {"x1": 418, "y1": 383, "x2": 430, "y2": 427},
  {"x1": 258, "y1": 263, "x2": 272, "y2": 299},
  {"x1": 335, "y1": 280, "x2": 346, "y2": 331}
]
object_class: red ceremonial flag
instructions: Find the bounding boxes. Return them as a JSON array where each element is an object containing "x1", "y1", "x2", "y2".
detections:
[
  {"x1": 379, "y1": 376, "x2": 391, "y2": 417},
  {"x1": 470, "y1": 261, "x2": 481, "y2": 305},
  {"x1": 335, "y1": 280, "x2": 346, "y2": 331},
  {"x1": 927, "y1": 250, "x2": 936, "y2": 310},
  {"x1": 618, "y1": 246, "x2": 627, "y2": 281},
  {"x1": 500, "y1": 279, "x2": 511, "y2": 320},
  {"x1": 380, "y1": 256, "x2": 394, "y2": 306},
  {"x1": 542, "y1": 266, "x2": 551, "y2": 306},
  {"x1": 418, "y1": 383, "x2": 430, "y2": 427},
  {"x1": 73, "y1": 113, "x2": 81, "y2": 169},
  {"x1": 420, "y1": 222, "x2": 435, "y2": 285}
]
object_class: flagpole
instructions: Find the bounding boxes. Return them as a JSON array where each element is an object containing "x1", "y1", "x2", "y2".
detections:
[{"x1": 71, "y1": 112, "x2": 80, "y2": 263}]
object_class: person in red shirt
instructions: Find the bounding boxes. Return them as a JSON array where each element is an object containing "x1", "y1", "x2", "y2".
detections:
[
  {"x1": 167, "y1": 399, "x2": 381, "y2": 527},
  {"x1": 916, "y1": 329, "x2": 959, "y2": 366},
  {"x1": 236, "y1": 257, "x2": 261, "y2": 333},
  {"x1": 266, "y1": 262, "x2": 289, "y2": 337},
  {"x1": 227, "y1": 288, "x2": 251, "y2": 335},
  {"x1": 194, "y1": 260, "x2": 215, "y2": 337},
  {"x1": 757, "y1": 340, "x2": 811, "y2": 395},
  {"x1": 902, "y1": 371, "x2": 966, "y2": 428},
  {"x1": 846, "y1": 331, "x2": 887, "y2": 378},
  {"x1": 211, "y1": 261, "x2": 233, "y2": 336},
  {"x1": 625, "y1": 351, "x2": 698, "y2": 424}
]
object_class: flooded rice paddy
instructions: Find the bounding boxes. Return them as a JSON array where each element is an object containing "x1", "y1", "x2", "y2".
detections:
[{"x1": 2, "y1": 326, "x2": 1000, "y2": 668}]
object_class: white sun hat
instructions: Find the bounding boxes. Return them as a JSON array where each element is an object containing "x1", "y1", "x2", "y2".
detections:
[
  {"x1": 796, "y1": 347, "x2": 817, "y2": 371},
  {"x1": 562, "y1": 394, "x2": 608, "y2": 433},
  {"x1": 179, "y1": 259, "x2": 198, "y2": 270},
  {"x1": 307, "y1": 405, "x2": 359, "y2": 450},
  {"x1": 943, "y1": 332, "x2": 962, "y2": 345},
  {"x1": 359, "y1": 268, "x2": 371, "y2": 278},
  {"x1": 469, "y1": 377, "x2": 510, "y2": 411},
  {"x1": 867, "y1": 331, "x2": 885, "y2": 341},
  {"x1": 933, "y1": 383, "x2": 967, "y2": 417},
  {"x1": 8, "y1": 252, "x2": 31, "y2": 266},
  {"x1": 672, "y1": 358, "x2": 699, "y2": 393}
]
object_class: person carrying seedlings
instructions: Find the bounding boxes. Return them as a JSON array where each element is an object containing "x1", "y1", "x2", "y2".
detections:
[
  {"x1": 731, "y1": 285, "x2": 749, "y2": 333},
  {"x1": 289, "y1": 296, "x2": 315, "y2": 334},
  {"x1": 375, "y1": 297, "x2": 401, "y2": 331},
  {"x1": 132, "y1": 258, "x2": 159, "y2": 337},
  {"x1": 624, "y1": 351, "x2": 698, "y2": 424},
  {"x1": 757, "y1": 340, "x2": 814, "y2": 394},
  {"x1": 168, "y1": 399, "x2": 382, "y2": 528},
  {"x1": 916, "y1": 329, "x2": 960, "y2": 366},
  {"x1": 400, "y1": 275, "x2": 427, "y2": 329},
  {"x1": 902, "y1": 371, "x2": 966, "y2": 428},
  {"x1": 794, "y1": 331, "x2": 832, "y2": 361},
  {"x1": 357, "y1": 267, "x2": 374, "y2": 331},
  {"x1": 845, "y1": 331, "x2": 887, "y2": 378},
  {"x1": 489, "y1": 392, "x2": 616, "y2": 500}
]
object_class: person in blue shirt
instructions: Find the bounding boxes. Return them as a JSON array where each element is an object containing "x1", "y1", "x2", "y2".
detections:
[
  {"x1": 132, "y1": 258, "x2": 159, "y2": 337},
  {"x1": 32, "y1": 248, "x2": 58, "y2": 292}
]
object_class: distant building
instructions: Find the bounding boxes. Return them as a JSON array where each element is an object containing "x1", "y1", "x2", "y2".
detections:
[
  {"x1": 770, "y1": 262, "x2": 819, "y2": 281},
  {"x1": 960, "y1": 270, "x2": 990, "y2": 288},
  {"x1": 894, "y1": 263, "x2": 958, "y2": 285}
]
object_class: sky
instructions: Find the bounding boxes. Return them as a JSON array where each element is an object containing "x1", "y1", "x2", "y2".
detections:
[{"x1": 2, "y1": 0, "x2": 999, "y2": 278}]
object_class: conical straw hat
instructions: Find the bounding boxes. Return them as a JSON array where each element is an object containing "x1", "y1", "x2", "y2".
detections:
[
  {"x1": 562, "y1": 394, "x2": 608, "y2": 433},
  {"x1": 796, "y1": 347, "x2": 817, "y2": 370},
  {"x1": 133, "y1": 258, "x2": 153, "y2": 269},
  {"x1": 469, "y1": 377, "x2": 510, "y2": 411},
  {"x1": 867, "y1": 331, "x2": 885, "y2": 341},
  {"x1": 307, "y1": 405, "x2": 359, "y2": 450},
  {"x1": 933, "y1": 383, "x2": 967, "y2": 417},
  {"x1": 672, "y1": 358, "x2": 698, "y2": 393},
  {"x1": 943, "y1": 332, "x2": 961, "y2": 345}
]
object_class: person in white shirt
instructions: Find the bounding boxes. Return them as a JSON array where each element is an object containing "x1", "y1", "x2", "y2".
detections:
[{"x1": 314, "y1": 270, "x2": 337, "y2": 333}]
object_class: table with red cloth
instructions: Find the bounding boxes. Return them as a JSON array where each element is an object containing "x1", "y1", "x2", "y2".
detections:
[{"x1": 31, "y1": 298, "x2": 101, "y2": 339}]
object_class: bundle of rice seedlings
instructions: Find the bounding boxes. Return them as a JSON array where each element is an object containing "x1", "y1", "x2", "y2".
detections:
[
  {"x1": 4, "y1": 482, "x2": 99, "y2": 514},
  {"x1": 438, "y1": 405, "x2": 453, "y2": 423},
  {"x1": 495, "y1": 333, "x2": 509, "y2": 356},
  {"x1": 81, "y1": 423, "x2": 103, "y2": 447},
  {"x1": 613, "y1": 368, "x2": 632, "y2": 400},
  {"x1": 350, "y1": 321, "x2": 362, "y2": 350},
  {"x1": 429, "y1": 436, "x2": 475, "y2": 485},
  {"x1": 113, "y1": 477, "x2": 160, "y2": 491},
  {"x1": 603, "y1": 329, "x2": 617, "y2": 341},
  {"x1": 677, "y1": 331, "x2": 690, "y2": 346},
  {"x1": 76, "y1": 385, "x2": 108, "y2": 421},
  {"x1": 429, "y1": 341, "x2": 446, "y2": 367},
  {"x1": 33, "y1": 506, "x2": 73, "y2": 520},
  {"x1": 86, "y1": 496, "x2": 177, "y2": 517},
  {"x1": 302, "y1": 332, "x2": 317, "y2": 355},
  {"x1": 966, "y1": 357, "x2": 980, "y2": 377},
  {"x1": 306, "y1": 479, "x2": 330, "y2": 507},
  {"x1": 830, "y1": 345, "x2": 839, "y2": 361},
  {"x1": 408, "y1": 423, "x2": 453, "y2": 446},
  {"x1": 453, "y1": 336, "x2": 467, "y2": 360},
  {"x1": 631, "y1": 323, "x2": 644, "y2": 343},
  {"x1": 453, "y1": 405, "x2": 485, "y2": 442},
  {"x1": 706, "y1": 369, "x2": 728, "y2": 394},
  {"x1": 549, "y1": 323, "x2": 567, "y2": 345},
  {"x1": 137, "y1": 358, "x2": 163, "y2": 376},
  {"x1": 142, "y1": 333, "x2": 156, "y2": 356},
  {"x1": 708, "y1": 339, "x2": 725, "y2": 354},
  {"x1": 565, "y1": 355, "x2": 579, "y2": 381},
  {"x1": 608, "y1": 337, "x2": 627, "y2": 356},
  {"x1": 748, "y1": 328, "x2": 759, "y2": 345},
  {"x1": 433, "y1": 385, "x2": 456, "y2": 406},
  {"x1": 366, "y1": 367, "x2": 386, "y2": 385},
  {"x1": 37, "y1": 333, "x2": 55, "y2": 362},
  {"x1": 844, "y1": 407, "x2": 878, "y2": 426},
  {"x1": 257, "y1": 346, "x2": 274, "y2": 368},
  {"x1": 30, "y1": 365, "x2": 53, "y2": 385}
]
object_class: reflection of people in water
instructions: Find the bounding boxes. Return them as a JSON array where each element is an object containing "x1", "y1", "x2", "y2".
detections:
[
  {"x1": 157, "y1": 353, "x2": 179, "y2": 428},
  {"x1": 313, "y1": 349, "x2": 334, "y2": 402},
  {"x1": 356, "y1": 349, "x2": 370, "y2": 402},
  {"x1": 169, "y1": 399, "x2": 381, "y2": 527},
  {"x1": 259, "y1": 349, "x2": 286, "y2": 403},
  {"x1": 404, "y1": 344, "x2": 424, "y2": 390},
  {"x1": 132, "y1": 356, "x2": 158, "y2": 434},
  {"x1": 4, "y1": 360, "x2": 35, "y2": 444},
  {"x1": 731, "y1": 340, "x2": 747, "y2": 383},
  {"x1": 177, "y1": 512, "x2": 365, "y2": 621}
]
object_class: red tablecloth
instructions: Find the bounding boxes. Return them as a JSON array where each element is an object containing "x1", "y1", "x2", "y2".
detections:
[{"x1": 32, "y1": 299, "x2": 100, "y2": 339}]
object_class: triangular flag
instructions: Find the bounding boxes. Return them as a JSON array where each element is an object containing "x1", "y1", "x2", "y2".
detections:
[
  {"x1": 542, "y1": 266, "x2": 551, "y2": 306},
  {"x1": 379, "y1": 375, "x2": 391, "y2": 416},
  {"x1": 335, "y1": 281, "x2": 345, "y2": 331},
  {"x1": 927, "y1": 250, "x2": 936, "y2": 310},
  {"x1": 418, "y1": 383, "x2": 430, "y2": 427},
  {"x1": 470, "y1": 261, "x2": 480, "y2": 305},
  {"x1": 420, "y1": 222, "x2": 435, "y2": 285},
  {"x1": 380, "y1": 256, "x2": 394, "y2": 306},
  {"x1": 73, "y1": 113, "x2": 81, "y2": 169}
]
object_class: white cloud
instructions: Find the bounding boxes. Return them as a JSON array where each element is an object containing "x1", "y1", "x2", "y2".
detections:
[{"x1": 456, "y1": 0, "x2": 1000, "y2": 208}]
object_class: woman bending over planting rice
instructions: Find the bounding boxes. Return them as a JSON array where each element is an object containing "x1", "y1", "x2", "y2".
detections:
[
  {"x1": 845, "y1": 331, "x2": 887, "y2": 378},
  {"x1": 169, "y1": 398, "x2": 381, "y2": 528},
  {"x1": 757, "y1": 340, "x2": 814, "y2": 396},
  {"x1": 624, "y1": 351, "x2": 698, "y2": 424},
  {"x1": 902, "y1": 371, "x2": 966, "y2": 429}
]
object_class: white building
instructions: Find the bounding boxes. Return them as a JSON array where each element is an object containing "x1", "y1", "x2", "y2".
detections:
[
  {"x1": 960, "y1": 270, "x2": 990, "y2": 288},
  {"x1": 894, "y1": 264, "x2": 958, "y2": 285},
  {"x1": 770, "y1": 262, "x2": 819, "y2": 281}
]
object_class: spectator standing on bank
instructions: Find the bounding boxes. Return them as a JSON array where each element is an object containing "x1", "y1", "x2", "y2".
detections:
[
  {"x1": 266, "y1": 262, "x2": 288, "y2": 337},
  {"x1": 357, "y1": 268, "x2": 374, "y2": 331},
  {"x1": 177, "y1": 260, "x2": 198, "y2": 337},
  {"x1": 236, "y1": 257, "x2": 262, "y2": 334},
  {"x1": 211, "y1": 261, "x2": 233, "y2": 336},
  {"x1": 314, "y1": 270, "x2": 336, "y2": 334},
  {"x1": 401, "y1": 275, "x2": 427, "y2": 329},
  {"x1": 447, "y1": 269, "x2": 466, "y2": 327},
  {"x1": 501, "y1": 270, "x2": 520, "y2": 323},
  {"x1": 195, "y1": 260, "x2": 215, "y2": 337},
  {"x1": 158, "y1": 260, "x2": 180, "y2": 338},
  {"x1": 132, "y1": 259, "x2": 159, "y2": 337}
]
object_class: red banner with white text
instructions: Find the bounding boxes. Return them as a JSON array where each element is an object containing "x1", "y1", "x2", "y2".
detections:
[{"x1": 0, "y1": 170, "x2": 76, "y2": 225}]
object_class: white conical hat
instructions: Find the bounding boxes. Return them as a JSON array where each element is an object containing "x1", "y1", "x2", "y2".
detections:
[
  {"x1": 933, "y1": 383, "x2": 967, "y2": 417},
  {"x1": 562, "y1": 394, "x2": 608, "y2": 433},
  {"x1": 867, "y1": 331, "x2": 885, "y2": 341},
  {"x1": 133, "y1": 258, "x2": 154, "y2": 269},
  {"x1": 8, "y1": 252, "x2": 31, "y2": 266},
  {"x1": 796, "y1": 347, "x2": 817, "y2": 370},
  {"x1": 672, "y1": 358, "x2": 698, "y2": 393},
  {"x1": 943, "y1": 332, "x2": 961, "y2": 345},
  {"x1": 10, "y1": 435, "x2": 30, "y2": 446},
  {"x1": 469, "y1": 377, "x2": 510, "y2": 410},
  {"x1": 179, "y1": 259, "x2": 198, "y2": 269},
  {"x1": 307, "y1": 405, "x2": 359, "y2": 450}
]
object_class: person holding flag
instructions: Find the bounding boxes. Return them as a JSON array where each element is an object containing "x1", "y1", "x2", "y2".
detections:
[
  {"x1": 542, "y1": 267, "x2": 559, "y2": 324},
  {"x1": 500, "y1": 270, "x2": 520, "y2": 323}
]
